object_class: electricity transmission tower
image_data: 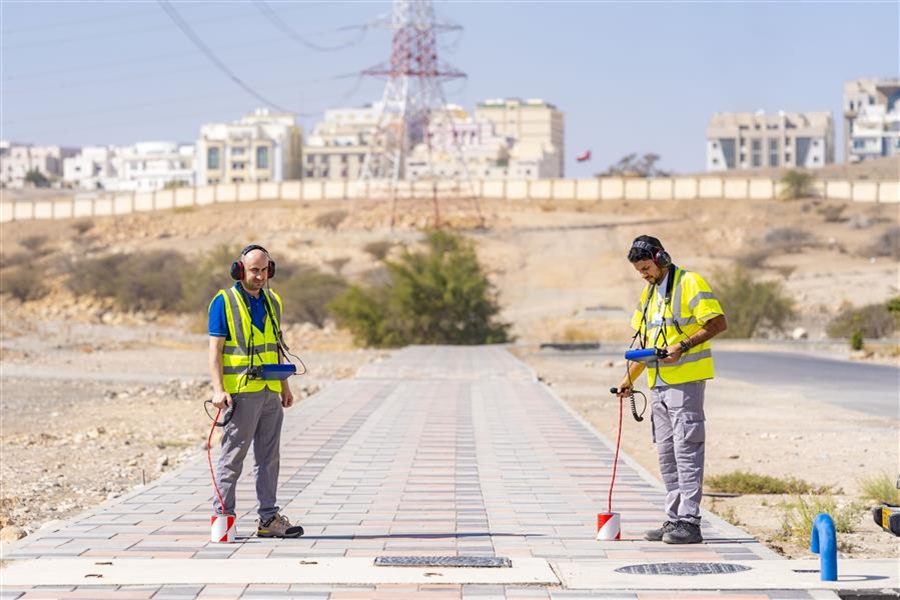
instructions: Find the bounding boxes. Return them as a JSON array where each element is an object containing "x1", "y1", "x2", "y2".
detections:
[{"x1": 359, "y1": 0, "x2": 482, "y2": 228}]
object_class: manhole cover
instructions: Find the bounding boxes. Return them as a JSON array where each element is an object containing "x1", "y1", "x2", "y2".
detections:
[
  {"x1": 615, "y1": 562, "x2": 750, "y2": 576},
  {"x1": 374, "y1": 556, "x2": 511, "y2": 568}
]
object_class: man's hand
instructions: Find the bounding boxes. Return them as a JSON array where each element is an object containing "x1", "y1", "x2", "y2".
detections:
[
  {"x1": 661, "y1": 344, "x2": 683, "y2": 364},
  {"x1": 281, "y1": 387, "x2": 294, "y2": 408},
  {"x1": 212, "y1": 390, "x2": 232, "y2": 409},
  {"x1": 615, "y1": 383, "x2": 633, "y2": 399}
]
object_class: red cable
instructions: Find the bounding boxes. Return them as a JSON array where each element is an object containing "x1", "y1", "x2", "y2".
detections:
[
  {"x1": 207, "y1": 408, "x2": 226, "y2": 513},
  {"x1": 608, "y1": 396, "x2": 623, "y2": 514}
]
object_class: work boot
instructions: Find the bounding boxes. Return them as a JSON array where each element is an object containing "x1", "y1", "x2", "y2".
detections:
[
  {"x1": 662, "y1": 520, "x2": 703, "y2": 544},
  {"x1": 257, "y1": 513, "x2": 304, "y2": 538},
  {"x1": 643, "y1": 520, "x2": 678, "y2": 541}
]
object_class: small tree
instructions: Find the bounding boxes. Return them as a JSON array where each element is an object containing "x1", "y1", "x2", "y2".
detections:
[
  {"x1": 715, "y1": 267, "x2": 796, "y2": 338},
  {"x1": 330, "y1": 230, "x2": 510, "y2": 347},
  {"x1": 597, "y1": 153, "x2": 670, "y2": 178},
  {"x1": 780, "y1": 170, "x2": 814, "y2": 200},
  {"x1": 24, "y1": 169, "x2": 50, "y2": 188}
]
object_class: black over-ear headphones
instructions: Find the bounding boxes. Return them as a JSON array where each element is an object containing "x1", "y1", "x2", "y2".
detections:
[
  {"x1": 230, "y1": 244, "x2": 276, "y2": 281},
  {"x1": 631, "y1": 240, "x2": 672, "y2": 268}
]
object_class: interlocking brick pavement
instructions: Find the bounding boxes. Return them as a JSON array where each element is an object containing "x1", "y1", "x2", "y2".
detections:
[{"x1": 2, "y1": 346, "x2": 838, "y2": 599}]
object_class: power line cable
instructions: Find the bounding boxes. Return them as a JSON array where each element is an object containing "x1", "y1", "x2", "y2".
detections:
[
  {"x1": 157, "y1": 0, "x2": 290, "y2": 113},
  {"x1": 253, "y1": 1, "x2": 368, "y2": 52},
  {"x1": 5, "y1": 72, "x2": 364, "y2": 124}
]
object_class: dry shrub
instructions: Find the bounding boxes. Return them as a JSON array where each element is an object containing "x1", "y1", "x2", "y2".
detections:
[
  {"x1": 826, "y1": 302, "x2": 897, "y2": 339},
  {"x1": 863, "y1": 227, "x2": 900, "y2": 260},
  {"x1": 0, "y1": 266, "x2": 49, "y2": 302},
  {"x1": 363, "y1": 240, "x2": 394, "y2": 261},
  {"x1": 314, "y1": 209, "x2": 348, "y2": 232},
  {"x1": 763, "y1": 227, "x2": 817, "y2": 253}
]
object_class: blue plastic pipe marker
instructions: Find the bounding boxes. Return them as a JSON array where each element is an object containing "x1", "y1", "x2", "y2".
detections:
[{"x1": 810, "y1": 513, "x2": 837, "y2": 581}]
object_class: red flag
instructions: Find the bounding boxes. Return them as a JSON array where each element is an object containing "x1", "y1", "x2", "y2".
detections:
[{"x1": 576, "y1": 149, "x2": 592, "y2": 162}]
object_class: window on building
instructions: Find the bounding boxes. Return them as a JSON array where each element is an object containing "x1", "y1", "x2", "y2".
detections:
[
  {"x1": 256, "y1": 146, "x2": 269, "y2": 169},
  {"x1": 231, "y1": 162, "x2": 245, "y2": 170},
  {"x1": 768, "y1": 139, "x2": 779, "y2": 167},
  {"x1": 208, "y1": 148, "x2": 220, "y2": 170},
  {"x1": 751, "y1": 139, "x2": 762, "y2": 167},
  {"x1": 712, "y1": 158, "x2": 719, "y2": 165},
  {"x1": 785, "y1": 153, "x2": 792, "y2": 163},
  {"x1": 307, "y1": 155, "x2": 315, "y2": 164},
  {"x1": 231, "y1": 147, "x2": 246, "y2": 156}
]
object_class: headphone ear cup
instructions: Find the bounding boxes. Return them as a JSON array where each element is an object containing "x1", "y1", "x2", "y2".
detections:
[
  {"x1": 230, "y1": 261, "x2": 243, "y2": 281},
  {"x1": 655, "y1": 250, "x2": 672, "y2": 268},
  {"x1": 268, "y1": 260, "x2": 276, "y2": 279}
]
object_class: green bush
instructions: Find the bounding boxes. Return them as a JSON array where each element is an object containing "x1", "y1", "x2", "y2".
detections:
[
  {"x1": 68, "y1": 251, "x2": 189, "y2": 312},
  {"x1": 330, "y1": 230, "x2": 511, "y2": 348},
  {"x1": 826, "y1": 303, "x2": 897, "y2": 339},
  {"x1": 779, "y1": 495, "x2": 862, "y2": 547},
  {"x1": 780, "y1": 170, "x2": 814, "y2": 200},
  {"x1": 850, "y1": 330, "x2": 865, "y2": 351},
  {"x1": 716, "y1": 267, "x2": 796, "y2": 338},
  {"x1": 706, "y1": 471, "x2": 829, "y2": 495}
]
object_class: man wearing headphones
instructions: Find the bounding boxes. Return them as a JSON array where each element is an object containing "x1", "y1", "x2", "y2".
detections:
[
  {"x1": 616, "y1": 235, "x2": 727, "y2": 544},
  {"x1": 208, "y1": 245, "x2": 303, "y2": 538}
]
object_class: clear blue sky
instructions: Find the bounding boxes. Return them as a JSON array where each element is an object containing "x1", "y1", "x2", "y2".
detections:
[{"x1": 2, "y1": 1, "x2": 898, "y2": 177}]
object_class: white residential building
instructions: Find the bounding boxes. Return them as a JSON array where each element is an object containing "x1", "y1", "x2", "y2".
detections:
[
  {"x1": 706, "y1": 111, "x2": 834, "y2": 171},
  {"x1": 196, "y1": 108, "x2": 302, "y2": 185},
  {"x1": 844, "y1": 78, "x2": 900, "y2": 163},
  {"x1": 114, "y1": 142, "x2": 195, "y2": 192},
  {"x1": 0, "y1": 143, "x2": 77, "y2": 188},
  {"x1": 62, "y1": 146, "x2": 118, "y2": 190}
]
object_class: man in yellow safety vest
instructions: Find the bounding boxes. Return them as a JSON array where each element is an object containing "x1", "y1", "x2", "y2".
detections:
[
  {"x1": 208, "y1": 244, "x2": 303, "y2": 538},
  {"x1": 616, "y1": 235, "x2": 727, "y2": 544}
]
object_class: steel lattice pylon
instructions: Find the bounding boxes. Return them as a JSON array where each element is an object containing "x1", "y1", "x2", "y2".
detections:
[{"x1": 359, "y1": 0, "x2": 482, "y2": 228}]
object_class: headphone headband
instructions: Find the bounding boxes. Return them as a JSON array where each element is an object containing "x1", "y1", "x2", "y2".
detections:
[
  {"x1": 630, "y1": 239, "x2": 671, "y2": 268},
  {"x1": 231, "y1": 244, "x2": 276, "y2": 280}
]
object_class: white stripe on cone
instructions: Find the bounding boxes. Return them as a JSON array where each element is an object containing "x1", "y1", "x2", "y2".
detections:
[
  {"x1": 211, "y1": 514, "x2": 236, "y2": 543},
  {"x1": 596, "y1": 512, "x2": 621, "y2": 541}
]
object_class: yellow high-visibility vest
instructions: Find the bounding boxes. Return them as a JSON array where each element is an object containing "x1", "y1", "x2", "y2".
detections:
[
  {"x1": 630, "y1": 267, "x2": 723, "y2": 388},
  {"x1": 212, "y1": 287, "x2": 284, "y2": 395}
]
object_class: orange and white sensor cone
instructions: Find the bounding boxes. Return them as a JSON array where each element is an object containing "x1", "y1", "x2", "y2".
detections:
[
  {"x1": 596, "y1": 512, "x2": 621, "y2": 541},
  {"x1": 210, "y1": 514, "x2": 236, "y2": 543}
]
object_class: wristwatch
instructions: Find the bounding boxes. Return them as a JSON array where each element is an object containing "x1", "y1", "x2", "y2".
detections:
[{"x1": 679, "y1": 340, "x2": 691, "y2": 353}]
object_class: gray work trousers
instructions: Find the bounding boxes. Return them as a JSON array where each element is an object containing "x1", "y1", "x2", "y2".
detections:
[
  {"x1": 213, "y1": 388, "x2": 284, "y2": 522},
  {"x1": 650, "y1": 381, "x2": 706, "y2": 525}
]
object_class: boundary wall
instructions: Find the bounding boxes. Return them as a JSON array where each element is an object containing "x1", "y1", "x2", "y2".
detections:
[{"x1": 2, "y1": 177, "x2": 897, "y2": 223}]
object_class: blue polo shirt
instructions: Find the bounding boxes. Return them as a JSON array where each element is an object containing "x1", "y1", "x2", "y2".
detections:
[{"x1": 208, "y1": 283, "x2": 269, "y2": 341}]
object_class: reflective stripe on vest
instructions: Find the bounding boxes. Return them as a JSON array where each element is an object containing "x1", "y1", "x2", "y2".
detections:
[
  {"x1": 631, "y1": 267, "x2": 722, "y2": 388},
  {"x1": 219, "y1": 287, "x2": 284, "y2": 395}
]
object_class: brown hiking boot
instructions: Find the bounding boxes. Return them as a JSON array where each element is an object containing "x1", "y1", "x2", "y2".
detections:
[{"x1": 257, "y1": 513, "x2": 304, "y2": 538}]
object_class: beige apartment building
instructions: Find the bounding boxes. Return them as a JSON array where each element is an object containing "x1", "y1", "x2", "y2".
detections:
[
  {"x1": 843, "y1": 78, "x2": 900, "y2": 163},
  {"x1": 302, "y1": 104, "x2": 380, "y2": 179},
  {"x1": 474, "y1": 98, "x2": 565, "y2": 178},
  {"x1": 706, "y1": 111, "x2": 834, "y2": 171},
  {"x1": 196, "y1": 109, "x2": 302, "y2": 185}
]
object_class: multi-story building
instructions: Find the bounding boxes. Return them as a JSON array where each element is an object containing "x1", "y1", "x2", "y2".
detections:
[
  {"x1": 843, "y1": 78, "x2": 900, "y2": 163},
  {"x1": 62, "y1": 145, "x2": 118, "y2": 190},
  {"x1": 705, "y1": 111, "x2": 834, "y2": 171},
  {"x1": 115, "y1": 142, "x2": 195, "y2": 192},
  {"x1": 474, "y1": 98, "x2": 565, "y2": 178},
  {"x1": 302, "y1": 104, "x2": 380, "y2": 179},
  {"x1": 0, "y1": 143, "x2": 78, "y2": 188},
  {"x1": 196, "y1": 108, "x2": 302, "y2": 185}
]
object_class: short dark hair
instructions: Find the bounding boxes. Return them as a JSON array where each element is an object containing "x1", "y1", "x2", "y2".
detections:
[{"x1": 628, "y1": 235, "x2": 664, "y2": 263}]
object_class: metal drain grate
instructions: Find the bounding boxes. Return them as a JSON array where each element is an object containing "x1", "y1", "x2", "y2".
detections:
[
  {"x1": 374, "y1": 556, "x2": 511, "y2": 568},
  {"x1": 615, "y1": 562, "x2": 751, "y2": 576}
]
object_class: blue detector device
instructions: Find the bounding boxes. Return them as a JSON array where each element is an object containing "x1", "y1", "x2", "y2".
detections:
[
  {"x1": 253, "y1": 364, "x2": 297, "y2": 380},
  {"x1": 624, "y1": 348, "x2": 668, "y2": 362}
]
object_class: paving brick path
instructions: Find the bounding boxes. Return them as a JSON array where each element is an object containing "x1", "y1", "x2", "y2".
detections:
[{"x1": 3, "y1": 346, "x2": 852, "y2": 599}]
